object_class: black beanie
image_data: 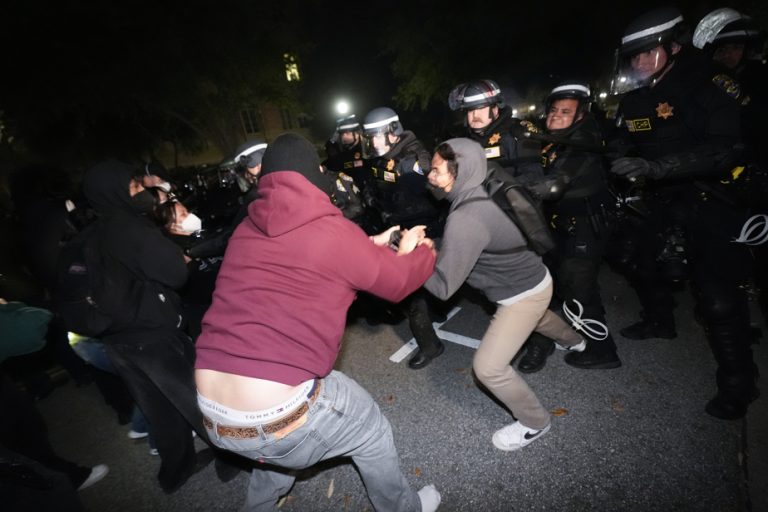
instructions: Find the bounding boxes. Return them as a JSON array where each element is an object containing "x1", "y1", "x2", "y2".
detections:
[{"x1": 260, "y1": 133, "x2": 334, "y2": 196}]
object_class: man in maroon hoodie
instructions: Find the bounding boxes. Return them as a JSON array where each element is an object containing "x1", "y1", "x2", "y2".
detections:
[{"x1": 195, "y1": 133, "x2": 441, "y2": 512}]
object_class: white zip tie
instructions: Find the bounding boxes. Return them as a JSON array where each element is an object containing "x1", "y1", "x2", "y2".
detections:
[
  {"x1": 562, "y1": 299, "x2": 609, "y2": 341},
  {"x1": 732, "y1": 214, "x2": 768, "y2": 245}
]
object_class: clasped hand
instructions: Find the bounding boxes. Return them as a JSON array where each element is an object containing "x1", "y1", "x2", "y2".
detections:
[
  {"x1": 370, "y1": 225, "x2": 434, "y2": 255},
  {"x1": 610, "y1": 157, "x2": 665, "y2": 180}
]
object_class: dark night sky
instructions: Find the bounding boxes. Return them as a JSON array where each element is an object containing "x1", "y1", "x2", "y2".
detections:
[{"x1": 2, "y1": 0, "x2": 766, "y2": 163}]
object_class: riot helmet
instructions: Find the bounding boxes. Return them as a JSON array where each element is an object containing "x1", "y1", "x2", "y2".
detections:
[
  {"x1": 334, "y1": 114, "x2": 362, "y2": 149},
  {"x1": 362, "y1": 107, "x2": 403, "y2": 157},
  {"x1": 233, "y1": 139, "x2": 268, "y2": 185},
  {"x1": 448, "y1": 80, "x2": 504, "y2": 111},
  {"x1": 449, "y1": 80, "x2": 505, "y2": 133},
  {"x1": 545, "y1": 81, "x2": 591, "y2": 132},
  {"x1": 612, "y1": 7, "x2": 689, "y2": 94},
  {"x1": 693, "y1": 8, "x2": 765, "y2": 69}
]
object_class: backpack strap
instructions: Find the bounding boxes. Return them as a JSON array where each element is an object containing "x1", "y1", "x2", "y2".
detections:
[{"x1": 451, "y1": 196, "x2": 528, "y2": 254}]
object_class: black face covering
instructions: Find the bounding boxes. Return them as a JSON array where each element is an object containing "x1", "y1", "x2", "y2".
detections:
[
  {"x1": 428, "y1": 184, "x2": 448, "y2": 201},
  {"x1": 131, "y1": 189, "x2": 156, "y2": 213}
]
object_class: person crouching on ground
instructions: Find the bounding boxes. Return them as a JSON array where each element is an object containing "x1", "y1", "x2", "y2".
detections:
[
  {"x1": 424, "y1": 138, "x2": 586, "y2": 451},
  {"x1": 194, "y1": 133, "x2": 442, "y2": 512}
]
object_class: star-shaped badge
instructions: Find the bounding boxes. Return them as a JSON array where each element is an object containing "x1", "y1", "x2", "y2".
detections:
[
  {"x1": 488, "y1": 133, "x2": 501, "y2": 145},
  {"x1": 655, "y1": 102, "x2": 674, "y2": 119},
  {"x1": 386, "y1": 159, "x2": 395, "y2": 171}
]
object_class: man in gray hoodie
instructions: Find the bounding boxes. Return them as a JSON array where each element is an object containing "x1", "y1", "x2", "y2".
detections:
[{"x1": 424, "y1": 138, "x2": 585, "y2": 451}]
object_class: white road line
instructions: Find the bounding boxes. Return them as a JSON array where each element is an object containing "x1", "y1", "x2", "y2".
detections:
[
  {"x1": 433, "y1": 330, "x2": 481, "y2": 349},
  {"x1": 388, "y1": 306, "x2": 482, "y2": 363}
]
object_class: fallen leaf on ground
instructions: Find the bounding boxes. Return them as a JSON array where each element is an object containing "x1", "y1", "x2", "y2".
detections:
[
  {"x1": 413, "y1": 467, "x2": 422, "y2": 477},
  {"x1": 550, "y1": 407, "x2": 569, "y2": 417},
  {"x1": 384, "y1": 394, "x2": 396, "y2": 404},
  {"x1": 327, "y1": 478, "x2": 334, "y2": 498},
  {"x1": 611, "y1": 400, "x2": 625, "y2": 412}
]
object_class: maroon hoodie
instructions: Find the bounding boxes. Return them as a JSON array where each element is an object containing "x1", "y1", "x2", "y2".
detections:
[{"x1": 195, "y1": 171, "x2": 435, "y2": 385}]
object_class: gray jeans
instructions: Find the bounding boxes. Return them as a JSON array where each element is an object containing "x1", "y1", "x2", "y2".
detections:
[{"x1": 199, "y1": 370, "x2": 421, "y2": 512}]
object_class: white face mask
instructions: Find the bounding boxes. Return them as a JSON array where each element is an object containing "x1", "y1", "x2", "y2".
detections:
[
  {"x1": 179, "y1": 213, "x2": 202, "y2": 234},
  {"x1": 156, "y1": 181, "x2": 172, "y2": 193}
]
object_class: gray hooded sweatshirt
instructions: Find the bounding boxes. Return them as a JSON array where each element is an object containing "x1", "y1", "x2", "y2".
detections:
[{"x1": 424, "y1": 138, "x2": 546, "y2": 302}]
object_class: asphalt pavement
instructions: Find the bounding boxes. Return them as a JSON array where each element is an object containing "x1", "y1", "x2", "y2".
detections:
[{"x1": 37, "y1": 267, "x2": 767, "y2": 511}]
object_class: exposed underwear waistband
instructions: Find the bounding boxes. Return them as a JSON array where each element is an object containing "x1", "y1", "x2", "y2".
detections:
[{"x1": 197, "y1": 378, "x2": 316, "y2": 425}]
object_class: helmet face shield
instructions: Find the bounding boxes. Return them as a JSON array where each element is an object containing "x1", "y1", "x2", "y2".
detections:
[
  {"x1": 694, "y1": 8, "x2": 765, "y2": 69},
  {"x1": 233, "y1": 141, "x2": 268, "y2": 171},
  {"x1": 612, "y1": 45, "x2": 670, "y2": 94},
  {"x1": 362, "y1": 107, "x2": 402, "y2": 158},
  {"x1": 612, "y1": 7, "x2": 685, "y2": 94},
  {"x1": 338, "y1": 129, "x2": 361, "y2": 149},
  {"x1": 465, "y1": 105, "x2": 497, "y2": 132},
  {"x1": 332, "y1": 115, "x2": 361, "y2": 148},
  {"x1": 545, "y1": 83, "x2": 591, "y2": 131},
  {"x1": 362, "y1": 128, "x2": 391, "y2": 158}
]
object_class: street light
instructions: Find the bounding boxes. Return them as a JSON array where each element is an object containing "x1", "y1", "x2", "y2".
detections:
[
  {"x1": 335, "y1": 100, "x2": 350, "y2": 115},
  {"x1": 528, "y1": 105, "x2": 536, "y2": 112}
]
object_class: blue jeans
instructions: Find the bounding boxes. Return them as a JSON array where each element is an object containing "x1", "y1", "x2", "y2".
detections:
[{"x1": 200, "y1": 370, "x2": 421, "y2": 512}]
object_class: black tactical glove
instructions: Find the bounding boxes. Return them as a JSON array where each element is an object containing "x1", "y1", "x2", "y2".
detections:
[{"x1": 610, "y1": 157, "x2": 667, "y2": 180}]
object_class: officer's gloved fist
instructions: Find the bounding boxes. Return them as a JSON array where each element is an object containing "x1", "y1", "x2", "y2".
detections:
[{"x1": 610, "y1": 157, "x2": 666, "y2": 180}]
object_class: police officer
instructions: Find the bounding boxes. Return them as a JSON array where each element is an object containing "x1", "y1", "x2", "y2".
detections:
[
  {"x1": 515, "y1": 82, "x2": 622, "y2": 373},
  {"x1": 448, "y1": 79, "x2": 539, "y2": 172},
  {"x1": 230, "y1": 140, "x2": 268, "y2": 225},
  {"x1": 324, "y1": 115, "x2": 367, "y2": 180},
  {"x1": 608, "y1": 7, "x2": 758, "y2": 420},
  {"x1": 361, "y1": 107, "x2": 443, "y2": 237},
  {"x1": 233, "y1": 140, "x2": 268, "y2": 197},
  {"x1": 694, "y1": 8, "x2": 768, "y2": 324},
  {"x1": 361, "y1": 107, "x2": 445, "y2": 369},
  {"x1": 322, "y1": 115, "x2": 368, "y2": 223}
]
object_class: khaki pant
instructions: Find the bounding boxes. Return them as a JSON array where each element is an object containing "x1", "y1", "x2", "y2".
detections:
[{"x1": 474, "y1": 280, "x2": 582, "y2": 430}]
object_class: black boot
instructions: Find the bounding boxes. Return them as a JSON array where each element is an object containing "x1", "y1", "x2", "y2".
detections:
[
  {"x1": 564, "y1": 333, "x2": 622, "y2": 370},
  {"x1": 405, "y1": 290, "x2": 445, "y2": 370},
  {"x1": 408, "y1": 341, "x2": 445, "y2": 370},
  {"x1": 619, "y1": 319, "x2": 677, "y2": 340},
  {"x1": 517, "y1": 336, "x2": 554, "y2": 374},
  {"x1": 705, "y1": 388, "x2": 760, "y2": 420}
]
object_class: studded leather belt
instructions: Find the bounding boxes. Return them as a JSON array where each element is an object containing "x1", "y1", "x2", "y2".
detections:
[{"x1": 203, "y1": 380, "x2": 321, "y2": 439}]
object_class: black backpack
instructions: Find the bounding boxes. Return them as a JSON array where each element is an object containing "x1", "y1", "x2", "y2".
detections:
[
  {"x1": 53, "y1": 222, "x2": 144, "y2": 338},
  {"x1": 456, "y1": 165, "x2": 555, "y2": 256}
]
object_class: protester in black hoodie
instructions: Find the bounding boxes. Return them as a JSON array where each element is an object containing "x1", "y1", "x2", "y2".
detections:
[{"x1": 81, "y1": 160, "x2": 213, "y2": 492}]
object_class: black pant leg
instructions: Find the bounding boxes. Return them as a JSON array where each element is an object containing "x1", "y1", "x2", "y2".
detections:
[{"x1": 103, "y1": 333, "x2": 199, "y2": 492}]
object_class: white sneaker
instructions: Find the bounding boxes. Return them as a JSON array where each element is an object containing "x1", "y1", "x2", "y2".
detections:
[
  {"x1": 417, "y1": 484, "x2": 441, "y2": 512},
  {"x1": 555, "y1": 339, "x2": 586, "y2": 352},
  {"x1": 78, "y1": 464, "x2": 109, "y2": 490},
  {"x1": 127, "y1": 429, "x2": 148, "y2": 440},
  {"x1": 492, "y1": 421, "x2": 550, "y2": 451}
]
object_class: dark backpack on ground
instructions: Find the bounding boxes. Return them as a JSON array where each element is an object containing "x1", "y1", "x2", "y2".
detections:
[
  {"x1": 53, "y1": 222, "x2": 144, "y2": 338},
  {"x1": 457, "y1": 164, "x2": 555, "y2": 256}
]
